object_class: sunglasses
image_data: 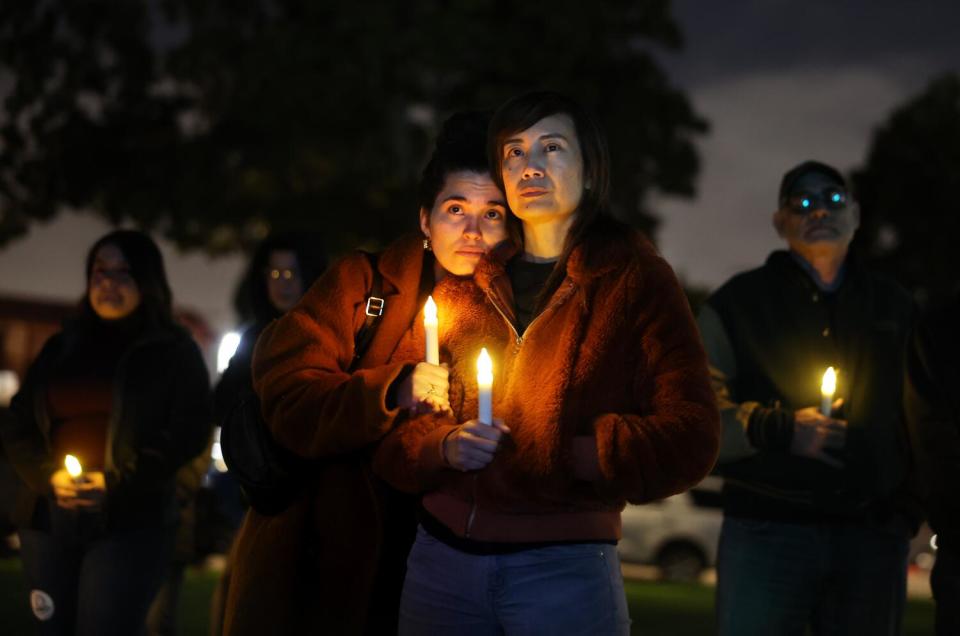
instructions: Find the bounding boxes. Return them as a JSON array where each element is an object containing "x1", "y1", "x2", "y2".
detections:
[{"x1": 784, "y1": 187, "x2": 848, "y2": 214}]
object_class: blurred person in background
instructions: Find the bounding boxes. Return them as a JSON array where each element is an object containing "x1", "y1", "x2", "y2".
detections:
[
  {"x1": 700, "y1": 161, "x2": 918, "y2": 635},
  {"x1": 205, "y1": 232, "x2": 326, "y2": 635},
  {"x1": 904, "y1": 291, "x2": 960, "y2": 635},
  {"x1": 215, "y1": 231, "x2": 329, "y2": 455},
  {"x1": 223, "y1": 111, "x2": 513, "y2": 635},
  {"x1": 0, "y1": 230, "x2": 212, "y2": 636},
  {"x1": 210, "y1": 232, "x2": 329, "y2": 534}
]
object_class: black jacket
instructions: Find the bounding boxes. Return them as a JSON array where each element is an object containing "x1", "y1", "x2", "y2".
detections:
[
  {"x1": 0, "y1": 323, "x2": 212, "y2": 530},
  {"x1": 904, "y1": 293, "x2": 960, "y2": 540},
  {"x1": 213, "y1": 322, "x2": 268, "y2": 427},
  {"x1": 703, "y1": 251, "x2": 916, "y2": 521}
]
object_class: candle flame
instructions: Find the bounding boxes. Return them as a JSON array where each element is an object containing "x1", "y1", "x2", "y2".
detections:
[
  {"x1": 65, "y1": 454, "x2": 83, "y2": 478},
  {"x1": 821, "y1": 367, "x2": 837, "y2": 397},
  {"x1": 477, "y1": 348, "x2": 493, "y2": 381},
  {"x1": 424, "y1": 296, "x2": 438, "y2": 326}
]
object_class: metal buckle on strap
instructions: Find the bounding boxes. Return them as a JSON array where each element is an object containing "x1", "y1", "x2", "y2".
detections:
[{"x1": 365, "y1": 296, "x2": 385, "y2": 316}]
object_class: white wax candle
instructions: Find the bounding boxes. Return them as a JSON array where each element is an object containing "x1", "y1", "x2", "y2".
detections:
[
  {"x1": 65, "y1": 454, "x2": 84, "y2": 485},
  {"x1": 477, "y1": 348, "x2": 493, "y2": 425},
  {"x1": 820, "y1": 367, "x2": 837, "y2": 417},
  {"x1": 424, "y1": 295, "x2": 439, "y2": 365}
]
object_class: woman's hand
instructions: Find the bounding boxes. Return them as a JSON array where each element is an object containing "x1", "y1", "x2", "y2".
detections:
[
  {"x1": 442, "y1": 418, "x2": 510, "y2": 472},
  {"x1": 396, "y1": 362, "x2": 451, "y2": 414},
  {"x1": 50, "y1": 469, "x2": 107, "y2": 510}
]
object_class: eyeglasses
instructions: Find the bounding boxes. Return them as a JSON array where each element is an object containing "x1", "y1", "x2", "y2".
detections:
[
  {"x1": 268, "y1": 268, "x2": 297, "y2": 281},
  {"x1": 783, "y1": 188, "x2": 848, "y2": 214},
  {"x1": 91, "y1": 267, "x2": 134, "y2": 284}
]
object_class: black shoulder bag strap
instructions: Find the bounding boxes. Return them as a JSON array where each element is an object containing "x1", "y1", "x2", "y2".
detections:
[{"x1": 350, "y1": 251, "x2": 384, "y2": 371}]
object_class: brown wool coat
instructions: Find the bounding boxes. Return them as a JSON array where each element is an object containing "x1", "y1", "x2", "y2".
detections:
[
  {"x1": 222, "y1": 234, "x2": 431, "y2": 636},
  {"x1": 374, "y1": 220, "x2": 721, "y2": 543}
]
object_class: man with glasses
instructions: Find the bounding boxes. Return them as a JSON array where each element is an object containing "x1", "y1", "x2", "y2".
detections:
[{"x1": 699, "y1": 161, "x2": 918, "y2": 634}]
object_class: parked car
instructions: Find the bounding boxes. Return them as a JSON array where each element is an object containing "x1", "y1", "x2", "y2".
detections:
[{"x1": 618, "y1": 476, "x2": 724, "y2": 582}]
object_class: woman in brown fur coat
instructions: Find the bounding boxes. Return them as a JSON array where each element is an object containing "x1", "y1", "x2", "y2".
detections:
[
  {"x1": 220, "y1": 112, "x2": 513, "y2": 635},
  {"x1": 374, "y1": 92, "x2": 721, "y2": 635}
]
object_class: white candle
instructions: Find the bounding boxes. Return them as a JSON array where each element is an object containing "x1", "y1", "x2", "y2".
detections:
[
  {"x1": 820, "y1": 367, "x2": 837, "y2": 417},
  {"x1": 477, "y1": 348, "x2": 493, "y2": 425},
  {"x1": 424, "y1": 296, "x2": 439, "y2": 365},
  {"x1": 65, "y1": 454, "x2": 84, "y2": 485}
]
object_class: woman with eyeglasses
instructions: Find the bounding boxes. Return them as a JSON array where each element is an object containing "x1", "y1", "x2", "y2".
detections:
[
  {"x1": 1, "y1": 230, "x2": 212, "y2": 636},
  {"x1": 215, "y1": 232, "x2": 329, "y2": 455},
  {"x1": 222, "y1": 111, "x2": 517, "y2": 635},
  {"x1": 375, "y1": 92, "x2": 720, "y2": 634}
]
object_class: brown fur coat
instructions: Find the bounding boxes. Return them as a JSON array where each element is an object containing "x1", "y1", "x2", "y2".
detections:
[
  {"x1": 222, "y1": 234, "x2": 429, "y2": 635},
  {"x1": 374, "y1": 221, "x2": 721, "y2": 543}
]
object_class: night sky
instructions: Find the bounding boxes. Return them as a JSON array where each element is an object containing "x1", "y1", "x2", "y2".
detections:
[
  {"x1": 656, "y1": 0, "x2": 960, "y2": 288},
  {"x1": 1, "y1": 2, "x2": 958, "y2": 330}
]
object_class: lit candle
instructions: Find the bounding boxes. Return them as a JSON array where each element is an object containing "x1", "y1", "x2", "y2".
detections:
[
  {"x1": 820, "y1": 367, "x2": 837, "y2": 417},
  {"x1": 65, "y1": 454, "x2": 84, "y2": 484},
  {"x1": 477, "y1": 348, "x2": 493, "y2": 425},
  {"x1": 424, "y1": 295, "x2": 439, "y2": 365}
]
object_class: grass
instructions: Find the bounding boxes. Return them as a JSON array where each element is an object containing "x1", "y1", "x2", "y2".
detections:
[
  {"x1": 0, "y1": 558, "x2": 935, "y2": 635},
  {"x1": 622, "y1": 580, "x2": 935, "y2": 635}
]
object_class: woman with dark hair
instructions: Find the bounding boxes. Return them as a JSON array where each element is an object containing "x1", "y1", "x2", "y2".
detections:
[
  {"x1": 216, "y1": 232, "x2": 328, "y2": 438},
  {"x1": 1, "y1": 230, "x2": 212, "y2": 636},
  {"x1": 234, "y1": 232, "x2": 329, "y2": 326},
  {"x1": 202, "y1": 233, "x2": 327, "y2": 636},
  {"x1": 374, "y1": 92, "x2": 721, "y2": 634},
  {"x1": 222, "y1": 111, "x2": 515, "y2": 635}
]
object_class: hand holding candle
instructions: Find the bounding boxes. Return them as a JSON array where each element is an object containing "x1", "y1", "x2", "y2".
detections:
[
  {"x1": 477, "y1": 348, "x2": 493, "y2": 425},
  {"x1": 424, "y1": 296, "x2": 439, "y2": 365},
  {"x1": 820, "y1": 367, "x2": 837, "y2": 417},
  {"x1": 51, "y1": 455, "x2": 105, "y2": 509}
]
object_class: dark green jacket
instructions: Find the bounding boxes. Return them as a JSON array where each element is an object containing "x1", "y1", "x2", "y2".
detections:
[
  {"x1": 0, "y1": 324, "x2": 212, "y2": 530},
  {"x1": 904, "y1": 293, "x2": 960, "y2": 540},
  {"x1": 700, "y1": 251, "x2": 915, "y2": 521}
]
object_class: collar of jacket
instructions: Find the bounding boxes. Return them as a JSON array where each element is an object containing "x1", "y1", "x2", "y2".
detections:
[
  {"x1": 765, "y1": 248, "x2": 866, "y2": 296},
  {"x1": 474, "y1": 216, "x2": 635, "y2": 294}
]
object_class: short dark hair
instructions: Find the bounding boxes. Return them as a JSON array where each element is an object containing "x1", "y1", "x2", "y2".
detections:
[
  {"x1": 418, "y1": 111, "x2": 493, "y2": 211},
  {"x1": 418, "y1": 110, "x2": 521, "y2": 249},
  {"x1": 778, "y1": 160, "x2": 847, "y2": 206},
  {"x1": 83, "y1": 229, "x2": 173, "y2": 327},
  {"x1": 489, "y1": 91, "x2": 612, "y2": 308}
]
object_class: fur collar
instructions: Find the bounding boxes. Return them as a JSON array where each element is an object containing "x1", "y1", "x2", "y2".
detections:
[{"x1": 474, "y1": 217, "x2": 651, "y2": 292}]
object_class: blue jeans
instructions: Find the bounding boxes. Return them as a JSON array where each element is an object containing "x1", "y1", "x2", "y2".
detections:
[
  {"x1": 400, "y1": 525, "x2": 630, "y2": 635},
  {"x1": 716, "y1": 515, "x2": 909, "y2": 636},
  {"x1": 18, "y1": 506, "x2": 174, "y2": 636}
]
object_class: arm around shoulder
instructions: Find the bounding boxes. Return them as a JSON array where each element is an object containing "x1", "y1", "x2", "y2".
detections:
[{"x1": 252, "y1": 255, "x2": 410, "y2": 458}]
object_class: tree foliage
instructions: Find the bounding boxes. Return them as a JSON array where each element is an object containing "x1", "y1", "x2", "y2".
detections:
[
  {"x1": 852, "y1": 72, "x2": 960, "y2": 304},
  {"x1": 0, "y1": 0, "x2": 707, "y2": 254}
]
